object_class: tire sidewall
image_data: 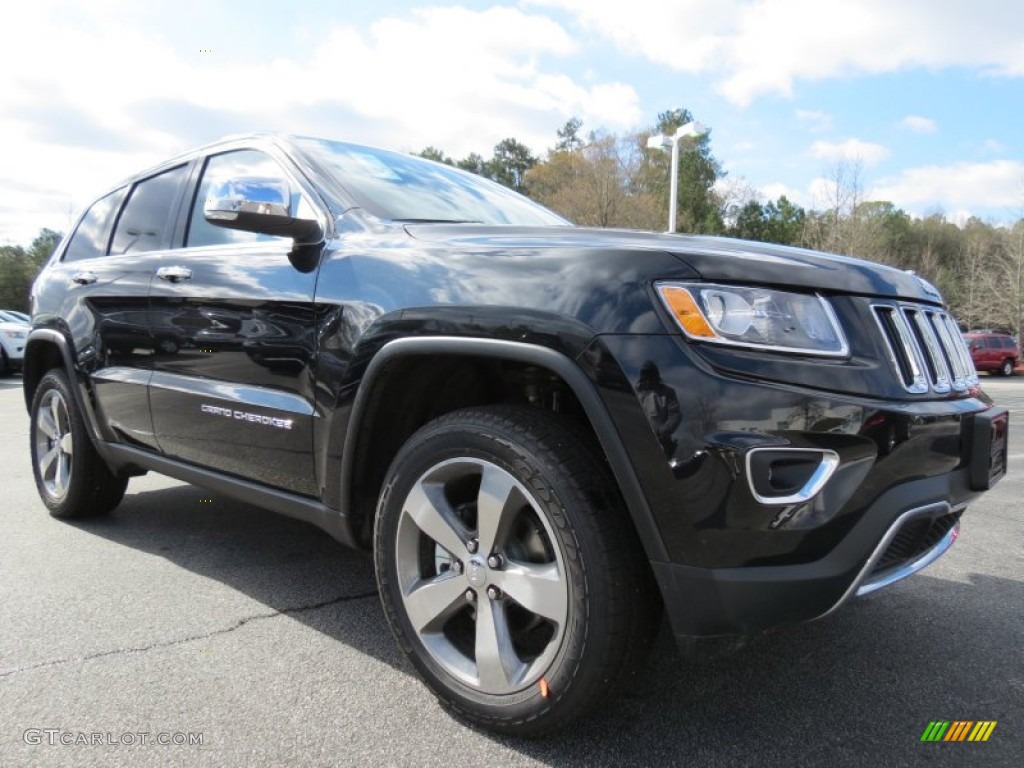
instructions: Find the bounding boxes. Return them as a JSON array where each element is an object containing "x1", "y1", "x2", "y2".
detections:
[{"x1": 375, "y1": 418, "x2": 598, "y2": 728}]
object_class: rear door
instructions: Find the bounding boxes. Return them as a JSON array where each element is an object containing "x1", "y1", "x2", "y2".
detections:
[
  {"x1": 146, "y1": 147, "x2": 322, "y2": 496},
  {"x1": 1001, "y1": 336, "x2": 1018, "y2": 361},
  {"x1": 983, "y1": 337, "x2": 999, "y2": 369},
  {"x1": 36, "y1": 164, "x2": 192, "y2": 450}
]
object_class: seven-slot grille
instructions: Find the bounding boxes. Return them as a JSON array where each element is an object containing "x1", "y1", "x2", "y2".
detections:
[{"x1": 871, "y1": 304, "x2": 979, "y2": 394}]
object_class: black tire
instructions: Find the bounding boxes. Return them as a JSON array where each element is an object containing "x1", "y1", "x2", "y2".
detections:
[
  {"x1": 29, "y1": 369, "x2": 128, "y2": 518},
  {"x1": 1000, "y1": 359, "x2": 1015, "y2": 377},
  {"x1": 1, "y1": 347, "x2": 11, "y2": 376},
  {"x1": 155, "y1": 336, "x2": 179, "y2": 355},
  {"x1": 374, "y1": 405, "x2": 660, "y2": 736}
]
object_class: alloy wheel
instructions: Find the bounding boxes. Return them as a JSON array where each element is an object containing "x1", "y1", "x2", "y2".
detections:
[
  {"x1": 33, "y1": 389, "x2": 73, "y2": 500},
  {"x1": 394, "y1": 457, "x2": 568, "y2": 695}
]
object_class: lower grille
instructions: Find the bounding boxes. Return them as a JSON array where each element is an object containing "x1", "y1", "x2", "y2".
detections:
[
  {"x1": 823, "y1": 501, "x2": 964, "y2": 612},
  {"x1": 868, "y1": 511, "x2": 961, "y2": 578}
]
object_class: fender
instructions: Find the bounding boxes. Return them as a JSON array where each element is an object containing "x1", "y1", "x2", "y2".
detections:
[
  {"x1": 340, "y1": 336, "x2": 670, "y2": 562},
  {"x1": 23, "y1": 328, "x2": 119, "y2": 465}
]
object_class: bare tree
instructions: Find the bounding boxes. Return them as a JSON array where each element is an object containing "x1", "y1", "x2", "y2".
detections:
[
  {"x1": 525, "y1": 132, "x2": 663, "y2": 230},
  {"x1": 803, "y1": 158, "x2": 867, "y2": 255}
]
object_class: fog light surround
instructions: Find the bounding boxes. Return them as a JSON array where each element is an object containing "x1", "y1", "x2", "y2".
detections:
[{"x1": 745, "y1": 447, "x2": 840, "y2": 506}]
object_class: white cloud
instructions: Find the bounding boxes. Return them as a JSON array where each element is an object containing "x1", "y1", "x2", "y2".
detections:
[
  {"x1": 531, "y1": 0, "x2": 1024, "y2": 104},
  {"x1": 872, "y1": 160, "x2": 1024, "y2": 215},
  {"x1": 0, "y1": 3, "x2": 642, "y2": 243},
  {"x1": 795, "y1": 110, "x2": 834, "y2": 133},
  {"x1": 300, "y1": 7, "x2": 607, "y2": 151},
  {"x1": 760, "y1": 183, "x2": 805, "y2": 206},
  {"x1": 13, "y1": 4, "x2": 640, "y2": 154},
  {"x1": 809, "y1": 138, "x2": 890, "y2": 165},
  {"x1": 900, "y1": 115, "x2": 938, "y2": 133}
]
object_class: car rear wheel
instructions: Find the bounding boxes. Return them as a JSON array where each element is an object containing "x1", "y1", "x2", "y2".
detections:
[
  {"x1": 30, "y1": 369, "x2": 128, "y2": 518},
  {"x1": 374, "y1": 405, "x2": 660, "y2": 736},
  {"x1": 1000, "y1": 358, "x2": 1015, "y2": 377}
]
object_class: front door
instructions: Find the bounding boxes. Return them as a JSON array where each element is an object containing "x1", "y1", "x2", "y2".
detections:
[{"x1": 147, "y1": 149, "x2": 321, "y2": 495}]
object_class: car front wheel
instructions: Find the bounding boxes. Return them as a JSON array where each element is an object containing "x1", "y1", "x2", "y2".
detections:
[
  {"x1": 1000, "y1": 358, "x2": 1015, "y2": 377},
  {"x1": 374, "y1": 405, "x2": 660, "y2": 736},
  {"x1": 30, "y1": 369, "x2": 128, "y2": 518}
]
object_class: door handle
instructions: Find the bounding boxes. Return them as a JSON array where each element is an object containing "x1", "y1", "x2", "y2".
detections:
[
  {"x1": 156, "y1": 266, "x2": 193, "y2": 282},
  {"x1": 71, "y1": 271, "x2": 97, "y2": 285}
]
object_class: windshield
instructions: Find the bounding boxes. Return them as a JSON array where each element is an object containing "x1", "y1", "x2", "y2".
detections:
[{"x1": 294, "y1": 138, "x2": 569, "y2": 227}]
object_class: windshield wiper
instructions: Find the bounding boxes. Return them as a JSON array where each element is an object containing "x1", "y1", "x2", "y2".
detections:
[{"x1": 394, "y1": 218, "x2": 483, "y2": 224}]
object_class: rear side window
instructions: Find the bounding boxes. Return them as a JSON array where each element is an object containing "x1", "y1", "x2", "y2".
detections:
[
  {"x1": 110, "y1": 165, "x2": 189, "y2": 255},
  {"x1": 63, "y1": 187, "x2": 129, "y2": 262}
]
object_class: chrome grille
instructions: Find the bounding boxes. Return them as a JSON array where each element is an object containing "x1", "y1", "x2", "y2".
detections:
[{"x1": 871, "y1": 304, "x2": 979, "y2": 393}]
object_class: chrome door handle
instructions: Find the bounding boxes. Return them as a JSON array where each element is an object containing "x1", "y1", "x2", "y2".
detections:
[
  {"x1": 156, "y1": 266, "x2": 193, "y2": 282},
  {"x1": 71, "y1": 271, "x2": 97, "y2": 285}
]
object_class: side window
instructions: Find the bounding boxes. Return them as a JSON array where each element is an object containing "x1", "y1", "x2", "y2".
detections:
[
  {"x1": 110, "y1": 165, "x2": 189, "y2": 255},
  {"x1": 186, "y1": 150, "x2": 316, "y2": 248},
  {"x1": 1003, "y1": 337, "x2": 1016, "y2": 349},
  {"x1": 63, "y1": 187, "x2": 129, "y2": 261}
]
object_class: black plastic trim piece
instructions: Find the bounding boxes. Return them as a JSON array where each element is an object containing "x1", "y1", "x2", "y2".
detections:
[
  {"x1": 23, "y1": 328, "x2": 117, "y2": 465},
  {"x1": 340, "y1": 336, "x2": 669, "y2": 562},
  {"x1": 104, "y1": 443, "x2": 356, "y2": 546},
  {"x1": 969, "y1": 406, "x2": 1009, "y2": 490}
]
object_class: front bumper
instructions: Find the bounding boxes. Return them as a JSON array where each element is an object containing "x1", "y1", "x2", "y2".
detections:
[
  {"x1": 2, "y1": 342, "x2": 24, "y2": 370},
  {"x1": 581, "y1": 334, "x2": 1006, "y2": 639},
  {"x1": 650, "y1": 472, "x2": 967, "y2": 637}
]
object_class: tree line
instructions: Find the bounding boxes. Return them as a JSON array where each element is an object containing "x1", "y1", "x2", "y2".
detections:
[
  {"x1": 0, "y1": 230, "x2": 62, "y2": 313},
  {"x1": 3, "y1": 114, "x2": 1021, "y2": 338},
  {"x1": 418, "y1": 110, "x2": 1023, "y2": 338}
]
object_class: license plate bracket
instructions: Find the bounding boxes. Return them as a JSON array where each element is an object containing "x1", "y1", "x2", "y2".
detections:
[{"x1": 969, "y1": 406, "x2": 1009, "y2": 491}]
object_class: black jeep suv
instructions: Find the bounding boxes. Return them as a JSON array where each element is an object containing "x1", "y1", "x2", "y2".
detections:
[{"x1": 24, "y1": 134, "x2": 1008, "y2": 735}]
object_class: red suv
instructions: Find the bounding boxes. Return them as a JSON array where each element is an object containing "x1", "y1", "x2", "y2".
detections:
[{"x1": 963, "y1": 331, "x2": 1020, "y2": 376}]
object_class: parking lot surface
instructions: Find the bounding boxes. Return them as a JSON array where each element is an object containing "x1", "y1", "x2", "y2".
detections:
[{"x1": 1, "y1": 374, "x2": 1021, "y2": 767}]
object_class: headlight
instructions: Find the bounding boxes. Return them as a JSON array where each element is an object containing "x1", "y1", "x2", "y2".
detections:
[
  {"x1": 655, "y1": 282, "x2": 849, "y2": 357},
  {"x1": 2, "y1": 330, "x2": 27, "y2": 340}
]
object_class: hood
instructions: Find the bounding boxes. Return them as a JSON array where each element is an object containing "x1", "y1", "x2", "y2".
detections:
[{"x1": 404, "y1": 224, "x2": 942, "y2": 304}]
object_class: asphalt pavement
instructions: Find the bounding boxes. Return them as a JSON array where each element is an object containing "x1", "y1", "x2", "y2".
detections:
[{"x1": 0, "y1": 373, "x2": 1021, "y2": 767}]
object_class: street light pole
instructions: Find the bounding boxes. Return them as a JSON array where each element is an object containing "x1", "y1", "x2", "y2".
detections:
[
  {"x1": 648, "y1": 121, "x2": 708, "y2": 233},
  {"x1": 668, "y1": 136, "x2": 682, "y2": 234}
]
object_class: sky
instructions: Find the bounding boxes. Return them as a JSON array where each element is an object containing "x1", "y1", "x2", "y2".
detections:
[{"x1": 1, "y1": 0, "x2": 1022, "y2": 245}]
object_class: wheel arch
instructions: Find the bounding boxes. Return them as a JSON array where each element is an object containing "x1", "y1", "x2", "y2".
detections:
[
  {"x1": 23, "y1": 329, "x2": 113, "y2": 460},
  {"x1": 340, "y1": 336, "x2": 669, "y2": 562},
  {"x1": 23, "y1": 329, "x2": 78, "y2": 411}
]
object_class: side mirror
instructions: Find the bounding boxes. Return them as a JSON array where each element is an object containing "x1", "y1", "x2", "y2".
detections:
[{"x1": 204, "y1": 176, "x2": 322, "y2": 243}]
